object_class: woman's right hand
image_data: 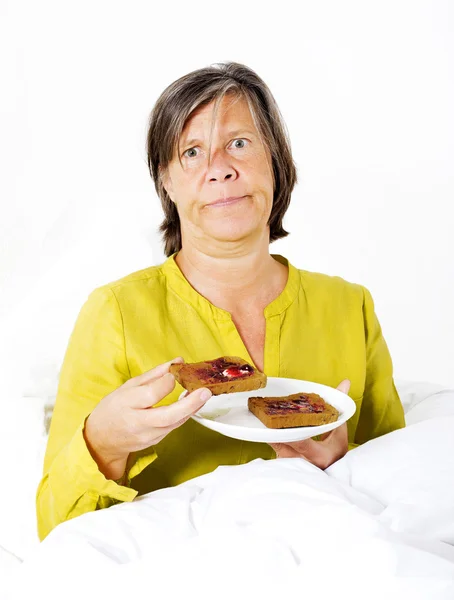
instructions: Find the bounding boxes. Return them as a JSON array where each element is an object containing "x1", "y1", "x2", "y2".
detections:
[{"x1": 83, "y1": 357, "x2": 211, "y2": 481}]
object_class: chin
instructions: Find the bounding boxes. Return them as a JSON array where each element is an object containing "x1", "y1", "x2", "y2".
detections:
[{"x1": 209, "y1": 221, "x2": 263, "y2": 243}]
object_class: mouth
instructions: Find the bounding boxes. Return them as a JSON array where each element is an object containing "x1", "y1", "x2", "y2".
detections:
[{"x1": 207, "y1": 195, "x2": 248, "y2": 208}]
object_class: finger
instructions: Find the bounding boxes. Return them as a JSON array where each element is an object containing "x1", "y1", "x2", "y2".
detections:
[
  {"x1": 144, "y1": 387, "x2": 213, "y2": 428},
  {"x1": 270, "y1": 442, "x2": 308, "y2": 459},
  {"x1": 270, "y1": 439, "x2": 312, "y2": 453},
  {"x1": 129, "y1": 372, "x2": 178, "y2": 408},
  {"x1": 319, "y1": 429, "x2": 335, "y2": 442},
  {"x1": 320, "y1": 422, "x2": 348, "y2": 444},
  {"x1": 269, "y1": 443, "x2": 286, "y2": 458},
  {"x1": 122, "y1": 357, "x2": 185, "y2": 389},
  {"x1": 336, "y1": 379, "x2": 351, "y2": 395},
  {"x1": 286, "y1": 438, "x2": 317, "y2": 454},
  {"x1": 147, "y1": 414, "x2": 193, "y2": 443},
  {"x1": 288, "y1": 438, "x2": 331, "y2": 466}
]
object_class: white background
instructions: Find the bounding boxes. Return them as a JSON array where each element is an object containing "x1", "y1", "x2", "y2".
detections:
[{"x1": 1, "y1": 0, "x2": 453, "y2": 391}]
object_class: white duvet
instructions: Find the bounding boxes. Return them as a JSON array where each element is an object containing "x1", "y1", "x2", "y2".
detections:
[{"x1": 5, "y1": 383, "x2": 454, "y2": 600}]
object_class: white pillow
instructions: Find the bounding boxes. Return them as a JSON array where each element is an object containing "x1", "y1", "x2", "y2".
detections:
[
  {"x1": 0, "y1": 396, "x2": 48, "y2": 561},
  {"x1": 395, "y1": 379, "x2": 450, "y2": 422},
  {"x1": 328, "y1": 410, "x2": 454, "y2": 544},
  {"x1": 0, "y1": 203, "x2": 161, "y2": 400}
]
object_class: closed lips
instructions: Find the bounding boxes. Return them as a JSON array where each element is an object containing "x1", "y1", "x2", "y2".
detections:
[{"x1": 209, "y1": 195, "x2": 246, "y2": 206}]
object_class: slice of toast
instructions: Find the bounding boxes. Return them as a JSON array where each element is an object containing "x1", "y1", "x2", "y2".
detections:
[
  {"x1": 248, "y1": 392, "x2": 339, "y2": 428},
  {"x1": 169, "y1": 356, "x2": 267, "y2": 395}
]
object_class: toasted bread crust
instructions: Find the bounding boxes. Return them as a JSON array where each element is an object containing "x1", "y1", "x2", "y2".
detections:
[
  {"x1": 169, "y1": 356, "x2": 267, "y2": 395},
  {"x1": 248, "y1": 392, "x2": 339, "y2": 428}
]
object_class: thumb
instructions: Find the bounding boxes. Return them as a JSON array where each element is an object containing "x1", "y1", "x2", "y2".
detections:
[{"x1": 336, "y1": 379, "x2": 351, "y2": 395}]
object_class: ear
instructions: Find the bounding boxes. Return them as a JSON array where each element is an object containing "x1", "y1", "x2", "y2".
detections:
[{"x1": 159, "y1": 165, "x2": 175, "y2": 203}]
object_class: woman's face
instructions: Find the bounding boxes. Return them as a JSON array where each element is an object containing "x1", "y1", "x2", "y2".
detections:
[{"x1": 161, "y1": 94, "x2": 274, "y2": 247}]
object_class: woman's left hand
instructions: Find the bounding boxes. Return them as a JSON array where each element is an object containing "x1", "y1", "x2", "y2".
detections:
[{"x1": 269, "y1": 380, "x2": 351, "y2": 470}]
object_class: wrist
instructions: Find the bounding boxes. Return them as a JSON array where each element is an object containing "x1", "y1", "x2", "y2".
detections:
[{"x1": 83, "y1": 415, "x2": 128, "y2": 480}]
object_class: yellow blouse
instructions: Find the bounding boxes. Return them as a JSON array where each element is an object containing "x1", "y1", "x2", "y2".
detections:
[{"x1": 36, "y1": 253, "x2": 405, "y2": 541}]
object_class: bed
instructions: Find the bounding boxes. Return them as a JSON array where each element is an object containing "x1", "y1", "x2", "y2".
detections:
[{"x1": 2, "y1": 378, "x2": 454, "y2": 599}]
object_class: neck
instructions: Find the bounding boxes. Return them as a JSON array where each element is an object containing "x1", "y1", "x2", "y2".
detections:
[{"x1": 175, "y1": 238, "x2": 288, "y2": 313}]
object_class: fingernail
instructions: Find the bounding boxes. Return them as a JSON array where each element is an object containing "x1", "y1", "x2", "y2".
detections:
[
  {"x1": 200, "y1": 389, "x2": 212, "y2": 401},
  {"x1": 171, "y1": 356, "x2": 184, "y2": 363}
]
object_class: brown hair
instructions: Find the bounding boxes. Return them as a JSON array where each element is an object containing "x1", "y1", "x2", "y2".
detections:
[{"x1": 146, "y1": 61, "x2": 298, "y2": 257}]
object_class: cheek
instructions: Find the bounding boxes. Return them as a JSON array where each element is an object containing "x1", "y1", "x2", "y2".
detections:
[
  {"x1": 177, "y1": 193, "x2": 204, "y2": 228},
  {"x1": 248, "y1": 154, "x2": 273, "y2": 190},
  {"x1": 172, "y1": 179, "x2": 198, "y2": 213},
  {"x1": 254, "y1": 173, "x2": 274, "y2": 209}
]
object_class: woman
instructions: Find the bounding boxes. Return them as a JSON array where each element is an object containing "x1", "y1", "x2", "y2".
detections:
[{"x1": 37, "y1": 61, "x2": 405, "y2": 541}]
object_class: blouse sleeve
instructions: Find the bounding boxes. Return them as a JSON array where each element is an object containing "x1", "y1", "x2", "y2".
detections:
[
  {"x1": 353, "y1": 286, "x2": 406, "y2": 445},
  {"x1": 36, "y1": 287, "x2": 157, "y2": 541}
]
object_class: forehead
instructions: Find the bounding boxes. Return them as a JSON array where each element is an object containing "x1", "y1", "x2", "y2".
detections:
[{"x1": 181, "y1": 94, "x2": 255, "y2": 141}]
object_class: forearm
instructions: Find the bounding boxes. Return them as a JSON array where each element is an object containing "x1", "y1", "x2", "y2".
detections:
[{"x1": 36, "y1": 418, "x2": 138, "y2": 541}]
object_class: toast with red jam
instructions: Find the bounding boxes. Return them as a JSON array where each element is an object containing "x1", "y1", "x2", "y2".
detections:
[
  {"x1": 248, "y1": 392, "x2": 339, "y2": 428},
  {"x1": 170, "y1": 356, "x2": 267, "y2": 395}
]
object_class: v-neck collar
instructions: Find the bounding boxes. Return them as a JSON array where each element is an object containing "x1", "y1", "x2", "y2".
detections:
[{"x1": 160, "y1": 252, "x2": 300, "y2": 321}]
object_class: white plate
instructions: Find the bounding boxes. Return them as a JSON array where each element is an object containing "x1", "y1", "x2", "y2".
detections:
[{"x1": 186, "y1": 377, "x2": 356, "y2": 443}]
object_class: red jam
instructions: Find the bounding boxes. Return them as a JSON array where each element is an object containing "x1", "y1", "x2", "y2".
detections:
[
  {"x1": 223, "y1": 366, "x2": 253, "y2": 378},
  {"x1": 264, "y1": 394, "x2": 324, "y2": 415},
  {"x1": 196, "y1": 359, "x2": 254, "y2": 383}
]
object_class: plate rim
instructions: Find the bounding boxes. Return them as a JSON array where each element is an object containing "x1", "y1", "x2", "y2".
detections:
[{"x1": 189, "y1": 376, "x2": 357, "y2": 443}]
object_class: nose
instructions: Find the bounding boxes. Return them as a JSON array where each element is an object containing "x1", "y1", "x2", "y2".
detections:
[{"x1": 205, "y1": 149, "x2": 238, "y2": 183}]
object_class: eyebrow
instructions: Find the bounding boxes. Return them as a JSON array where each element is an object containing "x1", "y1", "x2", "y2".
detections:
[{"x1": 181, "y1": 129, "x2": 256, "y2": 150}]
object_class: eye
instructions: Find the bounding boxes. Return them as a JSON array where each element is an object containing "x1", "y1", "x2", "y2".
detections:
[
  {"x1": 183, "y1": 147, "x2": 199, "y2": 159},
  {"x1": 231, "y1": 138, "x2": 248, "y2": 149},
  {"x1": 182, "y1": 138, "x2": 249, "y2": 159}
]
